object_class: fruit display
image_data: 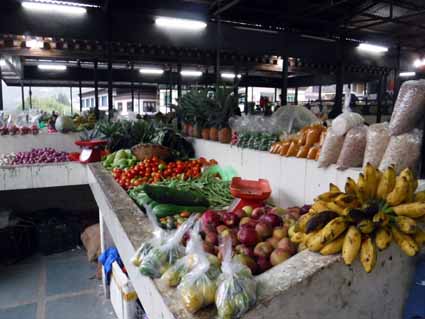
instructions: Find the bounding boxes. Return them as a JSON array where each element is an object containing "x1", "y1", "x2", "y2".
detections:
[
  {"x1": 269, "y1": 124, "x2": 326, "y2": 160},
  {"x1": 72, "y1": 110, "x2": 97, "y2": 131},
  {"x1": 102, "y1": 149, "x2": 138, "y2": 170},
  {"x1": 215, "y1": 236, "x2": 257, "y2": 319},
  {"x1": 290, "y1": 164, "x2": 425, "y2": 273},
  {"x1": 0, "y1": 148, "x2": 69, "y2": 166},
  {"x1": 234, "y1": 132, "x2": 279, "y2": 151},
  {"x1": 200, "y1": 206, "x2": 300, "y2": 275}
]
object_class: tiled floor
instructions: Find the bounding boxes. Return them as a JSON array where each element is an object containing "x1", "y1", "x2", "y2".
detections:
[{"x1": 0, "y1": 248, "x2": 116, "y2": 319}]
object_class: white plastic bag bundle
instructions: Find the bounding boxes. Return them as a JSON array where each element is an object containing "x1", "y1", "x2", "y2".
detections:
[
  {"x1": 336, "y1": 125, "x2": 367, "y2": 170},
  {"x1": 332, "y1": 112, "x2": 364, "y2": 136},
  {"x1": 363, "y1": 122, "x2": 391, "y2": 168},
  {"x1": 389, "y1": 80, "x2": 425, "y2": 136},
  {"x1": 379, "y1": 129, "x2": 423, "y2": 174},
  {"x1": 215, "y1": 237, "x2": 257, "y2": 319},
  {"x1": 318, "y1": 127, "x2": 345, "y2": 168}
]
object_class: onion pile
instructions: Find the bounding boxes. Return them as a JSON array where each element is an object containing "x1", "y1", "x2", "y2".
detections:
[
  {"x1": 0, "y1": 153, "x2": 16, "y2": 166},
  {"x1": 12, "y1": 148, "x2": 69, "y2": 165}
]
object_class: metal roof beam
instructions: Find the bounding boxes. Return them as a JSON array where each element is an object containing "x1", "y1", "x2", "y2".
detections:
[{"x1": 211, "y1": 0, "x2": 242, "y2": 16}]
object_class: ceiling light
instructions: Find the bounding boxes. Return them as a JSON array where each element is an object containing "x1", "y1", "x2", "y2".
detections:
[
  {"x1": 0, "y1": 60, "x2": 6, "y2": 68},
  {"x1": 181, "y1": 70, "x2": 203, "y2": 77},
  {"x1": 38, "y1": 64, "x2": 67, "y2": 71},
  {"x1": 22, "y1": 1, "x2": 87, "y2": 15},
  {"x1": 357, "y1": 43, "x2": 388, "y2": 53},
  {"x1": 155, "y1": 17, "x2": 207, "y2": 31},
  {"x1": 221, "y1": 73, "x2": 242, "y2": 79},
  {"x1": 139, "y1": 67, "x2": 164, "y2": 75},
  {"x1": 26, "y1": 39, "x2": 43, "y2": 49},
  {"x1": 413, "y1": 59, "x2": 425, "y2": 68},
  {"x1": 399, "y1": 72, "x2": 416, "y2": 77}
]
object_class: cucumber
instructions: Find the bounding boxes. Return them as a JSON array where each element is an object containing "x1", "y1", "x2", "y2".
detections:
[
  {"x1": 143, "y1": 184, "x2": 209, "y2": 207},
  {"x1": 152, "y1": 204, "x2": 208, "y2": 218}
]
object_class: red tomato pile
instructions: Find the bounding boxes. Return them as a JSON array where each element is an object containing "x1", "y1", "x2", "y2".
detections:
[{"x1": 112, "y1": 156, "x2": 218, "y2": 190}]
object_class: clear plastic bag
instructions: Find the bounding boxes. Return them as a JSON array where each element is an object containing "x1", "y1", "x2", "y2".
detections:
[
  {"x1": 138, "y1": 214, "x2": 197, "y2": 278},
  {"x1": 176, "y1": 222, "x2": 221, "y2": 313},
  {"x1": 215, "y1": 237, "x2": 257, "y2": 319},
  {"x1": 318, "y1": 127, "x2": 345, "y2": 167},
  {"x1": 332, "y1": 111, "x2": 364, "y2": 136},
  {"x1": 379, "y1": 129, "x2": 423, "y2": 174},
  {"x1": 131, "y1": 209, "x2": 168, "y2": 267},
  {"x1": 363, "y1": 122, "x2": 390, "y2": 168},
  {"x1": 336, "y1": 125, "x2": 367, "y2": 170},
  {"x1": 389, "y1": 80, "x2": 425, "y2": 136}
]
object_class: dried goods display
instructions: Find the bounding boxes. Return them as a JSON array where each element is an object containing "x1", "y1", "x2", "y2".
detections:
[
  {"x1": 336, "y1": 125, "x2": 367, "y2": 170},
  {"x1": 290, "y1": 164, "x2": 425, "y2": 273},
  {"x1": 363, "y1": 122, "x2": 391, "y2": 168}
]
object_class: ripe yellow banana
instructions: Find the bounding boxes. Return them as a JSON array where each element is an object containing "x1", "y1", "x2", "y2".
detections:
[
  {"x1": 391, "y1": 226, "x2": 419, "y2": 257},
  {"x1": 320, "y1": 234, "x2": 345, "y2": 255},
  {"x1": 316, "y1": 191, "x2": 341, "y2": 202},
  {"x1": 298, "y1": 242, "x2": 308, "y2": 252},
  {"x1": 395, "y1": 216, "x2": 417, "y2": 234},
  {"x1": 360, "y1": 236, "x2": 377, "y2": 273},
  {"x1": 320, "y1": 217, "x2": 348, "y2": 244},
  {"x1": 329, "y1": 183, "x2": 341, "y2": 193},
  {"x1": 414, "y1": 190, "x2": 425, "y2": 202},
  {"x1": 413, "y1": 228, "x2": 425, "y2": 248},
  {"x1": 334, "y1": 194, "x2": 360, "y2": 209},
  {"x1": 345, "y1": 177, "x2": 359, "y2": 196},
  {"x1": 326, "y1": 202, "x2": 346, "y2": 215},
  {"x1": 290, "y1": 232, "x2": 306, "y2": 244},
  {"x1": 296, "y1": 211, "x2": 319, "y2": 233},
  {"x1": 364, "y1": 163, "x2": 378, "y2": 200},
  {"x1": 357, "y1": 173, "x2": 367, "y2": 204},
  {"x1": 376, "y1": 166, "x2": 396, "y2": 200},
  {"x1": 310, "y1": 200, "x2": 330, "y2": 213},
  {"x1": 372, "y1": 211, "x2": 390, "y2": 227},
  {"x1": 342, "y1": 226, "x2": 362, "y2": 265},
  {"x1": 306, "y1": 229, "x2": 326, "y2": 252},
  {"x1": 375, "y1": 227, "x2": 392, "y2": 250},
  {"x1": 392, "y1": 202, "x2": 425, "y2": 218},
  {"x1": 386, "y1": 176, "x2": 409, "y2": 206},
  {"x1": 400, "y1": 168, "x2": 417, "y2": 203},
  {"x1": 357, "y1": 219, "x2": 375, "y2": 234}
]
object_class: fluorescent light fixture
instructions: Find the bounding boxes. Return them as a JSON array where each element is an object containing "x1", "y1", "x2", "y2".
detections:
[
  {"x1": 181, "y1": 70, "x2": 202, "y2": 77},
  {"x1": 139, "y1": 67, "x2": 164, "y2": 75},
  {"x1": 221, "y1": 73, "x2": 242, "y2": 79},
  {"x1": 357, "y1": 43, "x2": 388, "y2": 53},
  {"x1": 413, "y1": 59, "x2": 425, "y2": 68},
  {"x1": 38, "y1": 64, "x2": 67, "y2": 71},
  {"x1": 26, "y1": 39, "x2": 43, "y2": 49},
  {"x1": 155, "y1": 17, "x2": 207, "y2": 31},
  {"x1": 399, "y1": 72, "x2": 416, "y2": 77},
  {"x1": 22, "y1": 1, "x2": 87, "y2": 14},
  {"x1": 0, "y1": 60, "x2": 6, "y2": 68}
]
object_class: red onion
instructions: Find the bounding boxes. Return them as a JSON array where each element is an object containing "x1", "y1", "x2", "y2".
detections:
[{"x1": 11, "y1": 148, "x2": 69, "y2": 165}]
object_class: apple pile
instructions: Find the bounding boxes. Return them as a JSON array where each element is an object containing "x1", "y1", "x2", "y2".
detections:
[{"x1": 200, "y1": 206, "x2": 302, "y2": 275}]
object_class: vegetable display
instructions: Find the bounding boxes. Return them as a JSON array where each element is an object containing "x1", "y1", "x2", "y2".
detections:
[
  {"x1": 102, "y1": 149, "x2": 138, "y2": 170},
  {"x1": 3, "y1": 148, "x2": 69, "y2": 165},
  {"x1": 290, "y1": 164, "x2": 425, "y2": 273},
  {"x1": 234, "y1": 132, "x2": 278, "y2": 151}
]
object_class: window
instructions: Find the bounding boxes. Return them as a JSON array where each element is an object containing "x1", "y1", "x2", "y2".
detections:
[
  {"x1": 101, "y1": 96, "x2": 107, "y2": 107},
  {"x1": 91, "y1": 98, "x2": 94, "y2": 107},
  {"x1": 127, "y1": 101, "x2": 132, "y2": 111},
  {"x1": 143, "y1": 101, "x2": 156, "y2": 113},
  {"x1": 117, "y1": 102, "x2": 123, "y2": 112}
]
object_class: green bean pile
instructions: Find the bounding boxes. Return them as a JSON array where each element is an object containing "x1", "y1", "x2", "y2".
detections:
[{"x1": 156, "y1": 173, "x2": 234, "y2": 209}]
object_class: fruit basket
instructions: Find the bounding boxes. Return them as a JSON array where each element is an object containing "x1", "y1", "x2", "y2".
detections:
[{"x1": 131, "y1": 143, "x2": 172, "y2": 162}]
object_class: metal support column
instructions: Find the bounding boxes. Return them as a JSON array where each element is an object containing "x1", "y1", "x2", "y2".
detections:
[
  {"x1": 78, "y1": 61, "x2": 83, "y2": 112},
  {"x1": 294, "y1": 87, "x2": 298, "y2": 105},
  {"x1": 130, "y1": 62, "x2": 134, "y2": 112},
  {"x1": 330, "y1": 39, "x2": 345, "y2": 118},
  {"x1": 70, "y1": 86, "x2": 73, "y2": 114},
  {"x1": 244, "y1": 73, "x2": 249, "y2": 114},
  {"x1": 376, "y1": 76, "x2": 383, "y2": 123},
  {"x1": 216, "y1": 16, "x2": 222, "y2": 87},
  {"x1": 318, "y1": 85, "x2": 322, "y2": 102},
  {"x1": 107, "y1": 44, "x2": 113, "y2": 120},
  {"x1": 21, "y1": 82, "x2": 25, "y2": 110},
  {"x1": 177, "y1": 64, "x2": 182, "y2": 102},
  {"x1": 233, "y1": 65, "x2": 239, "y2": 98},
  {"x1": 281, "y1": 56, "x2": 288, "y2": 106},
  {"x1": 394, "y1": 45, "x2": 401, "y2": 105},
  {"x1": 94, "y1": 60, "x2": 99, "y2": 119},
  {"x1": 0, "y1": 73, "x2": 3, "y2": 111},
  {"x1": 29, "y1": 85, "x2": 32, "y2": 109}
]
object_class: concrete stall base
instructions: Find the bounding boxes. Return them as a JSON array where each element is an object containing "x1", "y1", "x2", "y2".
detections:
[{"x1": 0, "y1": 136, "x2": 420, "y2": 319}]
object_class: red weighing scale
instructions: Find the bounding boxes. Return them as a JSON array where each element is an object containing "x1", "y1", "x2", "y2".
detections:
[
  {"x1": 228, "y1": 177, "x2": 272, "y2": 213},
  {"x1": 75, "y1": 139, "x2": 108, "y2": 164}
]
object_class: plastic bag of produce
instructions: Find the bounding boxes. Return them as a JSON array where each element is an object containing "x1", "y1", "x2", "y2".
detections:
[
  {"x1": 332, "y1": 111, "x2": 364, "y2": 136},
  {"x1": 131, "y1": 209, "x2": 168, "y2": 267},
  {"x1": 389, "y1": 80, "x2": 425, "y2": 136},
  {"x1": 216, "y1": 237, "x2": 257, "y2": 319},
  {"x1": 175, "y1": 222, "x2": 221, "y2": 313},
  {"x1": 336, "y1": 125, "x2": 367, "y2": 170},
  {"x1": 139, "y1": 215, "x2": 196, "y2": 278},
  {"x1": 379, "y1": 129, "x2": 423, "y2": 174},
  {"x1": 318, "y1": 127, "x2": 345, "y2": 167},
  {"x1": 362, "y1": 122, "x2": 391, "y2": 168}
]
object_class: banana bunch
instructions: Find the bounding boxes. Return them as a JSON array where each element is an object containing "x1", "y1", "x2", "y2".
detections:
[
  {"x1": 290, "y1": 163, "x2": 425, "y2": 273},
  {"x1": 73, "y1": 112, "x2": 97, "y2": 130}
]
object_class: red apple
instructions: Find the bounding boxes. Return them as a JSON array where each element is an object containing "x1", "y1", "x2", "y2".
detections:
[
  {"x1": 252, "y1": 207, "x2": 266, "y2": 219},
  {"x1": 240, "y1": 217, "x2": 257, "y2": 228},
  {"x1": 216, "y1": 225, "x2": 229, "y2": 234},
  {"x1": 233, "y1": 208, "x2": 246, "y2": 219},
  {"x1": 203, "y1": 241, "x2": 216, "y2": 255},
  {"x1": 235, "y1": 244, "x2": 255, "y2": 258},
  {"x1": 254, "y1": 242, "x2": 273, "y2": 258},
  {"x1": 270, "y1": 207, "x2": 285, "y2": 216},
  {"x1": 202, "y1": 210, "x2": 221, "y2": 227},
  {"x1": 205, "y1": 232, "x2": 218, "y2": 245},
  {"x1": 270, "y1": 248, "x2": 291, "y2": 266},
  {"x1": 260, "y1": 213, "x2": 283, "y2": 228},
  {"x1": 273, "y1": 226, "x2": 288, "y2": 240},
  {"x1": 255, "y1": 222, "x2": 273, "y2": 239},
  {"x1": 242, "y1": 206, "x2": 254, "y2": 216},
  {"x1": 266, "y1": 237, "x2": 279, "y2": 249},
  {"x1": 223, "y1": 213, "x2": 240, "y2": 227},
  {"x1": 237, "y1": 226, "x2": 259, "y2": 246},
  {"x1": 234, "y1": 254, "x2": 257, "y2": 274},
  {"x1": 277, "y1": 238, "x2": 296, "y2": 255},
  {"x1": 257, "y1": 256, "x2": 272, "y2": 273}
]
